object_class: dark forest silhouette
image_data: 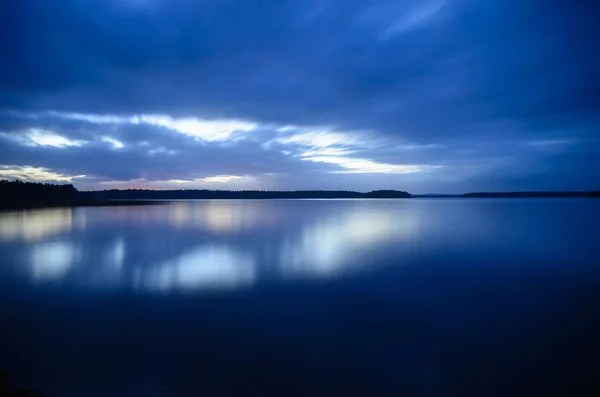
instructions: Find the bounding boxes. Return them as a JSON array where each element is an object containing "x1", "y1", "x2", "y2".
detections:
[
  {"x1": 88, "y1": 188, "x2": 412, "y2": 200},
  {"x1": 0, "y1": 180, "x2": 160, "y2": 209},
  {"x1": 0, "y1": 180, "x2": 411, "y2": 209},
  {"x1": 0, "y1": 180, "x2": 78, "y2": 202},
  {"x1": 2, "y1": 180, "x2": 599, "y2": 210}
]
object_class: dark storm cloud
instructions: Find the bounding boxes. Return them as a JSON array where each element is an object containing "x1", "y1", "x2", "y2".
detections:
[{"x1": 1, "y1": 0, "x2": 599, "y2": 190}]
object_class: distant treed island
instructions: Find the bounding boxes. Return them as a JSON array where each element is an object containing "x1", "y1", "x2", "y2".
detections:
[{"x1": 1, "y1": 180, "x2": 599, "y2": 210}]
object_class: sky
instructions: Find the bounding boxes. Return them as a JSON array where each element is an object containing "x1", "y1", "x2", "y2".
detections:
[{"x1": 0, "y1": 0, "x2": 599, "y2": 193}]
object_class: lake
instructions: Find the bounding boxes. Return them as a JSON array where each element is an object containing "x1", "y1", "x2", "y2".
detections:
[{"x1": 1, "y1": 199, "x2": 599, "y2": 396}]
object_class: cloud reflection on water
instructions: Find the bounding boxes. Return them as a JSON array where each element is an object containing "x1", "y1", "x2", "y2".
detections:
[
  {"x1": 2, "y1": 201, "x2": 420, "y2": 292},
  {"x1": 0, "y1": 208, "x2": 73, "y2": 241},
  {"x1": 30, "y1": 241, "x2": 79, "y2": 282},
  {"x1": 168, "y1": 201, "x2": 277, "y2": 232},
  {"x1": 105, "y1": 238, "x2": 125, "y2": 268},
  {"x1": 280, "y1": 209, "x2": 418, "y2": 277},
  {"x1": 132, "y1": 245, "x2": 256, "y2": 292}
]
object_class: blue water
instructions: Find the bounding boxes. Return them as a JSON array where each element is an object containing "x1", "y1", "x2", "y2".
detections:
[{"x1": 1, "y1": 199, "x2": 599, "y2": 396}]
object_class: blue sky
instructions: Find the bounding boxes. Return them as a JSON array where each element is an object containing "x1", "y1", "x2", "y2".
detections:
[{"x1": 1, "y1": 0, "x2": 599, "y2": 193}]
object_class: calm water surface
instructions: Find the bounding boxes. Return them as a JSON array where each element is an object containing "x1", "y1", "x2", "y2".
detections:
[{"x1": 1, "y1": 199, "x2": 599, "y2": 396}]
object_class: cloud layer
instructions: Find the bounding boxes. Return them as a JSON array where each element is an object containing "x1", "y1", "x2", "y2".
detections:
[{"x1": 1, "y1": 0, "x2": 599, "y2": 192}]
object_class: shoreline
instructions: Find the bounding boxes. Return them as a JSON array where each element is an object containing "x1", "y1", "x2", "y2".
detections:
[
  {"x1": 2, "y1": 194, "x2": 600, "y2": 211},
  {"x1": 0, "y1": 200, "x2": 167, "y2": 211}
]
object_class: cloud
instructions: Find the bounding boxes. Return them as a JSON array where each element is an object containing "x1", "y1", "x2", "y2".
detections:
[
  {"x1": 379, "y1": 0, "x2": 446, "y2": 39},
  {"x1": 0, "y1": 165, "x2": 86, "y2": 183},
  {"x1": 269, "y1": 128, "x2": 438, "y2": 174},
  {"x1": 199, "y1": 175, "x2": 244, "y2": 183},
  {"x1": 27, "y1": 129, "x2": 86, "y2": 148},
  {"x1": 165, "y1": 175, "x2": 243, "y2": 184},
  {"x1": 304, "y1": 156, "x2": 434, "y2": 174},
  {"x1": 132, "y1": 116, "x2": 257, "y2": 142},
  {"x1": 0, "y1": 112, "x2": 331, "y2": 187},
  {"x1": 0, "y1": 0, "x2": 598, "y2": 191},
  {"x1": 44, "y1": 111, "x2": 259, "y2": 142},
  {"x1": 101, "y1": 136, "x2": 125, "y2": 149}
]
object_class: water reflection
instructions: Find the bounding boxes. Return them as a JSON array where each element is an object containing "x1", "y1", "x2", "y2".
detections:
[
  {"x1": 168, "y1": 201, "x2": 276, "y2": 232},
  {"x1": 105, "y1": 238, "x2": 125, "y2": 268},
  {"x1": 280, "y1": 209, "x2": 419, "y2": 277},
  {"x1": 0, "y1": 208, "x2": 73, "y2": 241},
  {"x1": 133, "y1": 245, "x2": 255, "y2": 292},
  {"x1": 0, "y1": 201, "x2": 425, "y2": 292},
  {"x1": 2, "y1": 202, "x2": 600, "y2": 397},
  {"x1": 30, "y1": 241, "x2": 78, "y2": 282},
  {"x1": 201, "y1": 201, "x2": 259, "y2": 232}
]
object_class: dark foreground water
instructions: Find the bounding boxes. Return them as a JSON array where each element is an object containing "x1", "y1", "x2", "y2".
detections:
[{"x1": 1, "y1": 199, "x2": 599, "y2": 396}]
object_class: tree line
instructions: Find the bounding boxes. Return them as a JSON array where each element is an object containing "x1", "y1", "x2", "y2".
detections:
[
  {"x1": 88, "y1": 188, "x2": 412, "y2": 200},
  {"x1": 0, "y1": 180, "x2": 78, "y2": 203},
  {"x1": 0, "y1": 180, "x2": 412, "y2": 206}
]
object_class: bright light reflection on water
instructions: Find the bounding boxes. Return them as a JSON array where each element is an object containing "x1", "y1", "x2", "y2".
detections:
[
  {"x1": 0, "y1": 208, "x2": 73, "y2": 242},
  {"x1": 280, "y1": 210, "x2": 419, "y2": 277},
  {"x1": 1, "y1": 199, "x2": 599, "y2": 397},
  {"x1": 1, "y1": 199, "x2": 595, "y2": 294},
  {"x1": 133, "y1": 245, "x2": 256, "y2": 292},
  {"x1": 168, "y1": 200, "x2": 277, "y2": 232},
  {"x1": 0, "y1": 201, "x2": 424, "y2": 292},
  {"x1": 105, "y1": 238, "x2": 125, "y2": 268},
  {"x1": 30, "y1": 241, "x2": 78, "y2": 282}
]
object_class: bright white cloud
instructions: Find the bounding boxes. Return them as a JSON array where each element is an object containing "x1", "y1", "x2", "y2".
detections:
[
  {"x1": 99, "y1": 175, "x2": 245, "y2": 187},
  {"x1": 101, "y1": 136, "x2": 125, "y2": 149},
  {"x1": 0, "y1": 128, "x2": 86, "y2": 148},
  {"x1": 274, "y1": 130, "x2": 371, "y2": 148},
  {"x1": 273, "y1": 130, "x2": 436, "y2": 174},
  {"x1": 199, "y1": 175, "x2": 243, "y2": 183},
  {"x1": 167, "y1": 175, "x2": 243, "y2": 184},
  {"x1": 132, "y1": 115, "x2": 257, "y2": 141},
  {"x1": 276, "y1": 125, "x2": 297, "y2": 132},
  {"x1": 304, "y1": 156, "x2": 429, "y2": 174},
  {"x1": 28, "y1": 129, "x2": 85, "y2": 148},
  {"x1": 2, "y1": 111, "x2": 440, "y2": 182},
  {"x1": 0, "y1": 166, "x2": 86, "y2": 182},
  {"x1": 48, "y1": 111, "x2": 257, "y2": 142}
]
